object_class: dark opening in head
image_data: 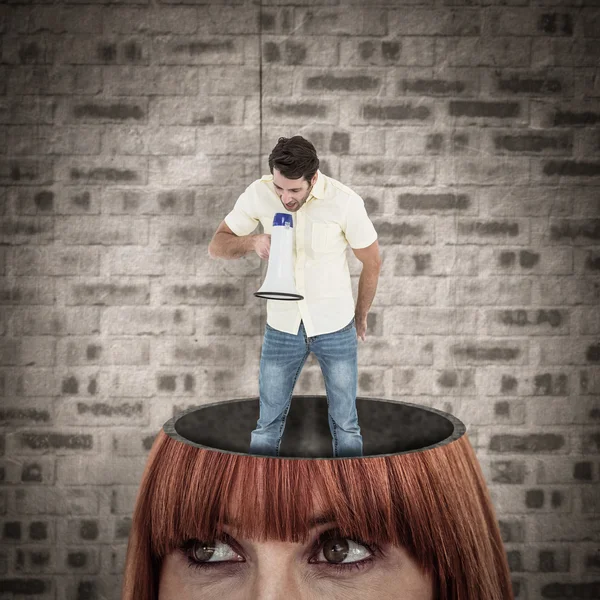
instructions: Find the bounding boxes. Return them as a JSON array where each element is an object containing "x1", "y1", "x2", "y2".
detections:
[{"x1": 168, "y1": 396, "x2": 462, "y2": 459}]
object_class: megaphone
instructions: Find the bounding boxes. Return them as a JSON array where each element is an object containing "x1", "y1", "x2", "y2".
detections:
[{"x1": 255, "y1": 213, "x2": 303, "y2": 301}]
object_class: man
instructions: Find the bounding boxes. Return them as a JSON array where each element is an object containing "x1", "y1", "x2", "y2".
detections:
[{"x1": 208, "y1": 136, "x2": 381, "y2": 457}]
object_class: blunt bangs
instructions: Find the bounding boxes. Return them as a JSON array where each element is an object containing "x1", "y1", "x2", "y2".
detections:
[{"x1": 126, "y1": 430, "x2": 511, "y2": 600}]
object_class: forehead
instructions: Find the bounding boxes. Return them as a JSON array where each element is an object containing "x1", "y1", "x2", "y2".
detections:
[{"x1": 272, "y1": 169, "x2": 308, "y2": 189}]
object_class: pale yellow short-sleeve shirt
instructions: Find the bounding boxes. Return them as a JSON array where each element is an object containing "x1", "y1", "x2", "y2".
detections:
[{"x1": 224, "y1": 170, "x2": 378, "y2": 337}]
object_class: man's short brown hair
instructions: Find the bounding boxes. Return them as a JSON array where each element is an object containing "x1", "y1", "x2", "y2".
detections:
[{"x1": 268, "y1": 135, "x2": 320, "y2": 182}]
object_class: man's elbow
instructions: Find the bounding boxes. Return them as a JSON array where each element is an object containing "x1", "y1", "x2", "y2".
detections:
[
  {"x1": 207, "y1": 240, "x2": 219, "y2": 259},
  {"x1": 370, "y1": 251, "x2": 383, "y2": 272}
]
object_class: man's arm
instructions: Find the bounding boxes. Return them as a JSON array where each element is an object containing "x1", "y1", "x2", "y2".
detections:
[
  {"x1": 208, "y1": 220, "x2": 271, "y2": 260},
  {"x1": 352, "y1": 240, "x2": 382, "y2": 341}
]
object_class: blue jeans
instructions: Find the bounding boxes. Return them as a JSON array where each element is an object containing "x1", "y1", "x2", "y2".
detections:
[{"x1": 250, "y1": 318, "x2": 362, "y2": 458}]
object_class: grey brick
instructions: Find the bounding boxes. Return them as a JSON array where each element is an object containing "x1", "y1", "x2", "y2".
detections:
[
  {"x1": 0, "y1": 159, "x2": 54, "y2": 186},
  {"x1": 12, "y1": 248, "x2": 100, "y2": 276},
  {"x1": 528, "y1": 396, "x2": 600, "y2": 425},
  {"x1": 264, "y1": 38, "x2": 337, "y2": 67},
  {"x1": 301, "y1": 70, "x2": 382, "y2": 94},
  {"x1": 537, "y1": 548, "x2": 570, "y2": 573},
  {"x1": 454, "y1": 219, "x2": 531, "y2": 245},
  {"x1": 482, "y1": 187, "x2": 572, "y2": 218},
  {"x1": 485, "y1": 8, "x2": 574, "y2": 37},
  {"x1": 530, "y1": 100, "x2": 600, "y2": 128},
  {"x1": 489, "y1": 433, "x2": 565, "y2": 453},
  {"x1": 7, "y1": 66, "x2": 102, "y2": 95},
  {"x1": 340, "y1": 37, "x2": 434, "y2": 67},
  {"x1": 16, "y1": 433, "x2": 94, "y2": 453},
  {"x1": 436, "y1": 157, "x2": 529, "y2": 185},
  {"x1": 373, "y1": 276, "x2": 436, "y2": 306},
  {"x1": 104, "y1": 66, "x2": 198, "y2": 96},
  {"x1": 477, "y1": 369, "x2": 571, "y2": 397},
  {"x1": 57, "y1": 36, "x2": 150, "y2": 65},
  {"x1": 359, "y1": 337, "x2": 433, "y2": 367},
  {"x1": 66, "y1": 98, "x2": 148, "y2": 124},
  {"x1": 63, "y1": 338, "x2": 150, "y2": 366},
  {"x1": 198, "y1": 67, "x2": 260, "y2": 96},
  {"x1": 7, "y1": 125, "x2": 100, "y2": 156},
  {"x1": 485, "y1": 69, "x2": 573, "y2": 97},
  {"x1": 160, "y1": 281, "x2": 244, "y2": 305},
  {"x1": 541, "y1": 582, "x2": 600, "y2": 597},
  {"x1": 389, "y1": 307, "x2": 479, "y2": 335},
  {"x1": 388, "y1": 8, "x2": 480, "y2": 35},
  {"x1": 398, "y1": 71, "x2": 480, "y2": 97},
  {"x1": 156, "y1": 339, "x2": 245, "y2": 366},
  {"x1": 58, "y1": 218, "x2": 149, "y2": 245},
  {"x1": 57, "y1": 157, "x2": 148, "y2": 186},
  {"x1": 387, "y1": 132, "x2": 468, "y2": 158},
  {"x1": 11, "y1": 307, "x2": 100, "y2": 335},
  {"x1": 196, "y1": 5, "x2": 258, "y2": 35},
  {"x1": 106, "y1": 246, "x2": 195, "y2": 276},
  {"x1": 57, "y1": 398, "x2": 149, "y2": 423},
  {"x1": 0, "y1": 404, "x2": 52, "y2": 425},
  {"x1": 437, "y1": 36, "x2": 532, "y2": 68},
  {"x1": 57, "y1": 457, "x2": 145, "y2": 485},
  {"x1": 103, "y1": 7, "x2": 198, "y2": 35},
  {"x1": 548, "y1": 219, "x2": 600, "y2": 244},
  {"x1": 1, "y1": 35, "x2": 55, "y2": 65},
  {"x1": 536, "y1": 277, "x2": 600, "y2": 305},
  {"x1": 370, "y1": 217, "x2": 434, "y2": 245},
  {"x1": 295, "y1": 8, "x2": 387, "y2": 36},
  {"x1": 392, "y1": 367, "x2": 476, "y2": 396},
  {"x1": 482, "y1": 247, "x2": 573, "y2": 275},
  {"x1": 148, "y1": 157, "x2": 212, "y2": 186},
  {"x1": 533, "y1": 38, "x2": 600, "y2": 67},
  {"x1": 66, "y1": 279, "x2": 150, "y2": 306},
  {"x1": 0, "y1": 218, "x2": 54, "y2": 245},
  {"x1": 30, "y1": 6, "x2": 102, "y2": 34},
  {"x1": 355, "y1": 100, "x2": 433, "y2": 124},
  {"x1": 155, "y1": 36, "x2": 244, "y2": 66},
  {"x1": 102, "y1": 307, "x2": 193, "y2": 335},
  {"x1": 263, "y1": 99, "x2": 337, "y2": 124},
  {"x1": 0, "y1": 278, "x2": 56, "y2": 305},
  {"x1": 342, "y1": 159, "x2": 435, "y2": 186},
  {"x1": 0, "y1": 579, "x2": 50, "y2": 595},
  {"x1": 393, "y1": 246, "x2": 478, "y2": 276},
  {"x1": 493, "y1": 131, "x2": 573, "y2": 154},
  {"x1": 103, "y1": 126, "x2": 196, "y2": 156},
  {"x1": 452, "y1": 278, "x2": 532, "y2": 305},
  {"x1": 448, "y1": 340, "x2": 528, "y2": 365}
]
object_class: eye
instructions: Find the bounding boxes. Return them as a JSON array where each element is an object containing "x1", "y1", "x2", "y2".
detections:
[
  {"x1": 183, "y1": 538, "x2": 243, "y2": 565},
  {"x1": 311, "y1": 531, "x2": 373, "y2": 565}
]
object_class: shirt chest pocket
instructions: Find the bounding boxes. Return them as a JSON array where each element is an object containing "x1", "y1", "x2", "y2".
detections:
[{"x1": 311, "y1": 222, "x2": 342, "y2": 254}]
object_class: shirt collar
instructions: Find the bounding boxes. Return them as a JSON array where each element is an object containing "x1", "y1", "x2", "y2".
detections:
[{"x1": 309, "y1": 170, "x2": 325, "y2": 202}]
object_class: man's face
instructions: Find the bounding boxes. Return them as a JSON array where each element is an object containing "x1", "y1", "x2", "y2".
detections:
[{"x1": 272, "y1": 169, "x2": 318, "y2": 213}]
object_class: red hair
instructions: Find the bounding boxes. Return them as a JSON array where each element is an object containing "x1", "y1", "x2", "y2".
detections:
[{"x1": 122, "y1": 430, "x2": 512, "y2": 600}]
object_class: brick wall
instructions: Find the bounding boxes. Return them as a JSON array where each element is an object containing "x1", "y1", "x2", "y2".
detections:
[{"x1": 0, "y1": 0, "x2": 599, "y2": 598}]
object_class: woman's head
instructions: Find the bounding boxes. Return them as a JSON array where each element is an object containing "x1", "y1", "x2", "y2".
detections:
[{"x1": 122, "y1": 430, "x2": 512, "y2": 600}]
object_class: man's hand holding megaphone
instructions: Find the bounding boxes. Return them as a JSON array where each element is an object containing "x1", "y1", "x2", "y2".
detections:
[{"x1": 253, "y1": 233, "x2": 271, "y2": 261}]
